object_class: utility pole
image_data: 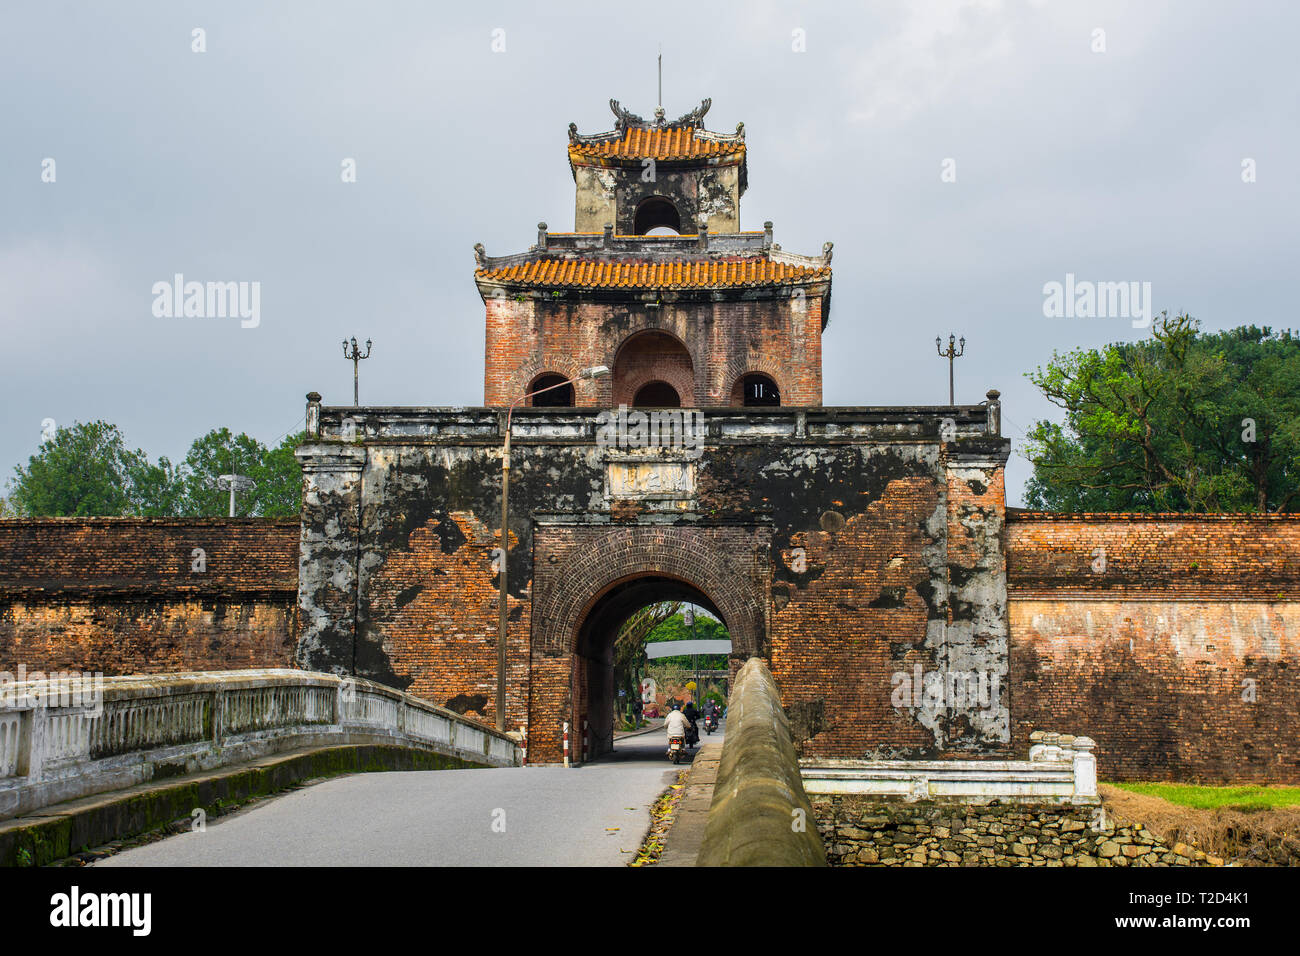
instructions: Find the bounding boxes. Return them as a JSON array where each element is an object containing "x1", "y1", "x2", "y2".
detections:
[
  {"x1": 498, "y1": 364, "x2": 610, "y2": 732},
  {"x1": 936, "y1": 334, "x2": 966, "y2": 404},
  {"x1": 684, "y1": 605, "x2": 697, "y2": 704},
  {"x1": 342, "y1": 337, "x2": 372, "y2": 406},
  {"x1": 216, "y1": 474, "x2": 255, "y2": 517}
]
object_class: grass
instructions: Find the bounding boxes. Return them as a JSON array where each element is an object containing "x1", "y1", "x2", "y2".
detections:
[{"x1": 1107, "y1": 781, "x2": 1300, "y2": 810}]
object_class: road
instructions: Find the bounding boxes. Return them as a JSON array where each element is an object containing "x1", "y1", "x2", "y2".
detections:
[{"x1": 98, "y1": 718, "x2": 724, "y2": 867}]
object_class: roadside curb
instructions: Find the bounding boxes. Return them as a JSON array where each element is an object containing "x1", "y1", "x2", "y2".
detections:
[{"x1": 613, "y1": 719, "x2": 665, "y2": 741}]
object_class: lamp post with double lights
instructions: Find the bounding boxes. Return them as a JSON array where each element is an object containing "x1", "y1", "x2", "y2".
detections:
[{"x1": 496, "y1": 364, "x2": 610, "y2": 731}]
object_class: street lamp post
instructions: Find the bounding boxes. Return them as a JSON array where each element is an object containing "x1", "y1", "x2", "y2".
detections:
[
  {"x1": 936, "y1": 334, "x2": 966, "y2": 405},
  {"x1": 497, "y1": 364, "x2": 610, "y2": 732},
  {"x1": 342, "y1": 337, "x2": 373, "y2": 406}
]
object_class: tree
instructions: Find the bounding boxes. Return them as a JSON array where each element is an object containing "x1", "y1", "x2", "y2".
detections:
[
  {"x1": 9, "y1": 421, "x2": 148, "y2": 516},
  {"x1": 612, "y1": 602, "x2": 680, "y2": 718},
  {"x1": 644, "y1": 611, "x2": 730, "y2": 668},
  {"x1": 252, "y1": 432, "x2": 306, "y2": 517},
  {"x1": 7, "y1": 422, "x2": 305, "y2": 518},
  {"x1": 1025, "y1": 314, "x2": 1300, "y2": 513},
  {"x1": 176, "y1": 429, "x2": 268, "y2": 517},
  {"x1": 130, "y1": 456, "x2": 184, "y2": 516},
  {"x1": 175, "y1": 429, "x2": 304, "y2": 517}
]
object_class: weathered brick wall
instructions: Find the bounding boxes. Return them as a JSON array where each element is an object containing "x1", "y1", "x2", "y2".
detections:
[
  {"x1": 483, "y1": 297, "x2": 825, "y2": 408},
  {"x1": 0, "y1": 518, "x2": 299, "y2": 676},
  {"x1": 296, "y1": 406, "x2": 1010, "y2": 764},
  {"x1": 1007, "y1": 513, "x2": 1300, "y2": 783}
]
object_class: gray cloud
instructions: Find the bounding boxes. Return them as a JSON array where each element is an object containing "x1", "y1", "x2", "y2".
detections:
[{"x1": 2, "y1": 0, "x2": 1296, "y2": 504}]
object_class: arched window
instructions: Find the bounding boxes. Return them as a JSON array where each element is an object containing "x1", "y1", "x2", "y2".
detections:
[
  {"x1": 738, "y1": 373, "x2": 780, "y2": 407},
  {"x1": 529, "y1": 373, "x2": 574, "y2": 407},
  {"x1": 633, "y1": 197, "x2": 682, "y2": 236},
  {"x1": 633, "y1": 381, "x2": 681, "y2": 408},
  {"x1": 612, "y1": 330, "x2": 694, "y2": 407}
]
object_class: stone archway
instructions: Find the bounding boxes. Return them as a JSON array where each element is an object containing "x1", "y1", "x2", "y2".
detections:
[{"x1": 528, "y1": 523, "x2": 771, "y2": 762}]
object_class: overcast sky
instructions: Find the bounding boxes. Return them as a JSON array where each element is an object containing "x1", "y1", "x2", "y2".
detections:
[{"x1": 3, "y1": 0, "x2": 1296, "y2": 506}]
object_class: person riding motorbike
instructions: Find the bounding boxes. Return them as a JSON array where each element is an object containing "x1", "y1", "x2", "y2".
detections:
[
  {"x1": 682, "y1": 700, "x2": 700, "y2": 746},
  {"x1": 664, "y1": 703, "x2": 691, "y2": 754}
]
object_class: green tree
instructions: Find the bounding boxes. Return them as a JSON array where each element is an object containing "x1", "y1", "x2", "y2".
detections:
[
  {"x1": 9, "y1": 422, "x2": 306, "y2": 518},
  {"x1": 251, "y1": 431, "x2": 306, "y2": 517},
  {"x1": 9, "y1": 421, "x2": 147, "y2": 516},
  {"x1": 176, "y1": 428, "x2": 267, "y2": 516},
  {"x1": 174, "y1": 429, "x2": 303, "y2": 517},
  {"x1": 644, "y1": 611, "x2": 730, "y2": 668},
  {"x1": 1025, "y1": 314, "x2": 1300, "y2": 512},
  {"x1": 129, "y1": 456, "x2": 183, "y2": 516},
  {"x1": 612, "y1": 602, "x2": 680, "y2": 719}
]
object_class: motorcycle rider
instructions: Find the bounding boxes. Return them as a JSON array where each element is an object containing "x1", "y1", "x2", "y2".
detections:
[
  {"x1": 682, "y1": 699, "x2": 700, "y2": 746},
  {"x1": 664, "y1": 702, "x2": 691, "y2": 753}
]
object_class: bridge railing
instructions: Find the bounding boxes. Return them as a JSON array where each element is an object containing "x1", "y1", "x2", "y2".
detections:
[
  {"x1": 0, "y1": 668, "x2": 520, "y2": 821},
  {"x1": 696, "y1": 658, "x2": 827, "y2": 866}
]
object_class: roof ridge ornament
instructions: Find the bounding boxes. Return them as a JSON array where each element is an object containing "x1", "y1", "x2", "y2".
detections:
[
  {"x1": 607, "y1": 97, "x2": 712, "y2": 132},
  {"x1": 672, "y1": 98, "x2": 711, "y2": 129},
  {"x1": 609, "y1": 99, "x2": 646, "y2": 132}
]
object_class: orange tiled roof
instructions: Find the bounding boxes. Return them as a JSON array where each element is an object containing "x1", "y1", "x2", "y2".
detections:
[
  {"x1": 476, "y1": 258, "x2": 828, "y2": 290},
  {"x1": 569, "y1": 127, "x2": 744, "y2": 163}
]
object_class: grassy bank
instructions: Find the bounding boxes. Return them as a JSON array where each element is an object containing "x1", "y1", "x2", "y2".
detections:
[{"x1": 1107, "y1": 782, "x2": 1300, "y2": 810}]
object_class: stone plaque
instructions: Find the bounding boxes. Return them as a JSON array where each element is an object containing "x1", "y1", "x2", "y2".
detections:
[{"x1": 605, "y1": 460, "x2": 695, "y2": 499}]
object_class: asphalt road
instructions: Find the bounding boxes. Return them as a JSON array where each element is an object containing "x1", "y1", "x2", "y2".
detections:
[{"x1": 98, "y1": 718, "x2": 724, "y2": 867}]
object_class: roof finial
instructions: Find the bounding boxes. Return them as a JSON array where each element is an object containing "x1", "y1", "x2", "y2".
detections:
[{"x1": 657, "y1": 45, "x2": 662, "y2": 111}]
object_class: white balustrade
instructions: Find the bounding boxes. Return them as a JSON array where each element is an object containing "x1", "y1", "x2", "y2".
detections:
[
  {"x1": 0, "y1": 669, "x2": 519, "y2": 821},
  {"x1": 801, "y1": 730, "x2": 1101, "y2": 805}
]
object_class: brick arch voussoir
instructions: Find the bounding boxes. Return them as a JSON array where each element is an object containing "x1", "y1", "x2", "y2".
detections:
[
  {"x1": 504, "y1": 360, "x2": 582, "y2": 402},
  {"x1": 535, "y1": 533, "x2": 764, "y2": 659},
  {"x1": 720, "y1": 359, "x2": 788, "y2": 406},
  {"x1": 609, "y1": 327, "x2": 699, "y2": 406}
]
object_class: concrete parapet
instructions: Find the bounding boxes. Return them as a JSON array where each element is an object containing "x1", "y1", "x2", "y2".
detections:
[
  {"x1": 800, "y1": 730, "x2": 1099, "y2": 805},
  {"x1": 696, "y1": 658, "x2": 826, "y2": 866},
  {"x1": 0, "y1": 668, "x2": 520, "y2": 821}
]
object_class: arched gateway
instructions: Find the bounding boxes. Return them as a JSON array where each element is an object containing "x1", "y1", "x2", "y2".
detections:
[
  {"x1": 530, "y1": 524, "x2": 770, "y2": 759},
  {"x1": 295, "y1": 95, "x2": 1012, "y2": 767}
]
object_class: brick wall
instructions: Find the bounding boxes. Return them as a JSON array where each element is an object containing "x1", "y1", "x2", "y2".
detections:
[
  {"x1": 0, "y1": 518, "x2": 300, "y2": 676},
  {"x1": 1007, "y1": 512, "x2": 1300, "y2": 783},
  {"x1": 483, "y1": 296, "x2": 824, "y2": 408},
  {"x1": 14, "y1": 486, "x2": 1298, "y2": 782}
]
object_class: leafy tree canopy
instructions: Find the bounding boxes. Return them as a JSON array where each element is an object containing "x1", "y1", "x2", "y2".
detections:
[
  {"x1": 1024, "y1": 314, "x2": 1300, "y2": 513},
  {"x1": 8, "y1": 423, "x2": 305, "y2": 518},
  {"x1": 644, "y1": 610, "x2": 730, "y2": 668}
]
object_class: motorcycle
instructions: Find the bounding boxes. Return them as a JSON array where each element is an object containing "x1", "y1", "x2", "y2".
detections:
[
  {"x1": 704, "y1": 712, "x2": 718, "y2": 734},
  {"x1": 667, "y1": 734, "x2": 686, "y2": 764}
]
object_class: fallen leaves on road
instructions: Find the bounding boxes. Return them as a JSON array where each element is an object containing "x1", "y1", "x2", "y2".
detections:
[{"x1": 629, "y1": 770, "x2": 688, "y2": 867}]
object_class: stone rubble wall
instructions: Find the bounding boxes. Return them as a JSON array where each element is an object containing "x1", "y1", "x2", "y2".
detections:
[{"x1": 813, "y1": 795, "x2": 1223, "y2": 867}]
